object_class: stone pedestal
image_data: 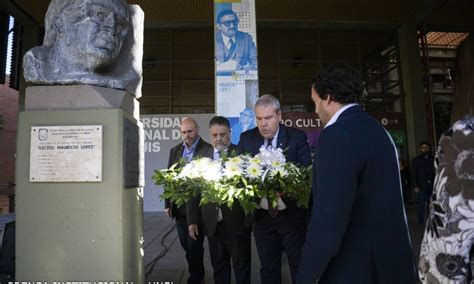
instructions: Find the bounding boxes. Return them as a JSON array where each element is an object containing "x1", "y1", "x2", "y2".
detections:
[{"x1": 16, "y1": 86, "x2": 144, "y2": 282}]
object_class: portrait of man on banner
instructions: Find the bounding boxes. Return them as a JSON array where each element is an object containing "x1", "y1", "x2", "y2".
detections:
[{"x1": 215, "y1": 9, "x2": 258, "y2": 72}]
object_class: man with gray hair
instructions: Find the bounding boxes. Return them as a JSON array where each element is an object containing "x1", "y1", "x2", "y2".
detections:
[
  {"x1": 238, "y1": 94, "x2": 312, "y2": 284},
  {"x1": 23, "y1": 0, "x2": 143, "y2": 96}
]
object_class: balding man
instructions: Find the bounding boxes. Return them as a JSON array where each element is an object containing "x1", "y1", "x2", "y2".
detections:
[{"x1": 166, "y1": 117, "x2": 213, "y2": 284}]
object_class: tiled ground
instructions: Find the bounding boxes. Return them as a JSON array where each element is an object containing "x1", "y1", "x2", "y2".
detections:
[{"x1": 144, "y1": 203, "x2": 424, "y2": 284}]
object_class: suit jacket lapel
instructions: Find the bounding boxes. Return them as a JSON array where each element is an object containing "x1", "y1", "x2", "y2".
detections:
[
  {"x1": 215, "y1": 32, "x2": 225, "y2": 62},
  {"x1": 253, "y1": 129, "x2": 265, "y2": 153},
  {"x1": 234, "y1": 32, "x2": 244, "y2": 62},
  {"x1": 176, "y1": 144, "x2": 184, "y2": 163},
  {"x1": 276, "y1": 125, "x2": 288, "y2": 150},
  {"x1": 194, "y1": 138, "x2": 206, "y2": 159}
]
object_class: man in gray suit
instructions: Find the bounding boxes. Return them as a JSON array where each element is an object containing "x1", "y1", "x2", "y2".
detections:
[
  {"x1": 187, "y1": 116, "x2": 252, "y2": 284},
  {"x1": 165, "y1": 117, "x2": 213, "y2": 284}
]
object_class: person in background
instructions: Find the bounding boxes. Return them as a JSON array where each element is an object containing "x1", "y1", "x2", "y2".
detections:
[
  {"x1": 412, "y1": 141, "x2": 436, "y2": 225},
  {"x1": 399, "y1": 157, "x2": 410, "y2": 203}
]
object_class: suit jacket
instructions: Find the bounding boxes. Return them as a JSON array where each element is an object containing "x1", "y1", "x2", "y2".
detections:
[
  {"x1": 297, "y1": 105, "x2": 417, "y2": 284},
  {"x1": 215, "y1": 31, "x2": 258, "y2": 70},
  {"x1": 165, "y1": 138, "x2": 213, "y2": 219},
  {"x1": 411, "y1": 153, "x2": 435, "y2": 192},
  {"x1": 238, "y1": 124, "x2": 312, "y2": 218},
  {"x1": 187, "y1": 144, "x2": 251, "y2": 236}
]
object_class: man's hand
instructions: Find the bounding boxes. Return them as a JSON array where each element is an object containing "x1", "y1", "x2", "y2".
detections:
[
  {"x1": 414, "y1": 187, "x2": 420, "y2": 193},
  {"x1": 188, "y1": 224, "x2": 199, "y2": 240},
  {"x1": 165, "y1": 207, "x2": 172, "y2": 217}
]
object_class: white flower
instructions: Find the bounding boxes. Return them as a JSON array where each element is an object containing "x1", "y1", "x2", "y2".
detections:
[
  {"x1": 246, "y1": 163, "x2": 263, "y2": 179},
  {"x1": 202, "y1": 160, "x2": 223, "y2": 181},
  {"x1": 421, "y1": 239, "x2": 469, "y2": 283},
  {"x1": 226, "y1": 156, "x2": 244, "y2": 168},
  {"x1": 224, "y1": 163, "x2": 242, "y2": 178},
  {"x1": 177, "y1": 157, "x2": 221, "y2": 180},
  {"x1": 271, "y1": 160, "x2": 283, "y2": 168},
  {"x1": 270, "y1": 166, "x2": 288, "y2": 178},
  {"x1": 179, "y1": 162, "x2": 196, "y2": 179},
  {"x1": 248, "y1": 157, "x2": 261, "y2": 167},
  {"x1": 194, "y1": 157, "x2": 213, "y2": 170},
  {"x1": 256, "y1": 147, "x2": 286, "y2": 167}
]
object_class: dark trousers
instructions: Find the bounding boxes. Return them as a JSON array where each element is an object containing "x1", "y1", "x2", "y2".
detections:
[
  {"x1": 417, "y1": 190, "x2": 432, "y2": 225},
  {"x1": 254, "y1": 209, "x2": 307, "y2": 284},
  {"x1": 176, "y1": 217, "x2": 205, "y2": 284},
  {"x1": 207, "y1": 223, "x2": 251, "y2": 284}
]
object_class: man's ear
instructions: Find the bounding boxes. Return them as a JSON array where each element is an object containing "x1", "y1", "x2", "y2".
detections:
[{"x1": 324, "y1": 94, "x2": 332, "y2": 104}]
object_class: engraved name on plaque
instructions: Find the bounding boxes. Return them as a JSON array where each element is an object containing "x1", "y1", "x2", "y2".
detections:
[{"x1": 30, "y1": 125, "x2": 103, "y2": 182}]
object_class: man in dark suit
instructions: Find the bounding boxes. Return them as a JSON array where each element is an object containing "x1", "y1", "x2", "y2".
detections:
[
  {"x1": 238, "y1": 95, "x2": 312, "y2": 284},
  {"x1": 187, "y1": 116, "x2": 252, "y2": 284},
  {"x1": 165, "y1": 117, "x2": 213, "y2": 284},
  {"x1": 411, "y1": 141, "x2": 435, "y2": 225},
  {"x1": 215, "y1": 9, "x2": 257, "y2": 71},
  {"x1": 297, "y1": 66, "x2": 417, "y2": 283}
]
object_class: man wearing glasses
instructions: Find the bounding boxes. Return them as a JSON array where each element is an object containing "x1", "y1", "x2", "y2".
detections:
[{"x1": 215, "y1": 9, "x2": 258, "y2": 71}]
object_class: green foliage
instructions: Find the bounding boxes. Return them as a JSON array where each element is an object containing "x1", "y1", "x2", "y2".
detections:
[
  {"x1": 259, "y1": 164, "x2": 312, "y2": 209},
  {"x1": 151, "y1": 152, "x2": 312, "y2": 215}
]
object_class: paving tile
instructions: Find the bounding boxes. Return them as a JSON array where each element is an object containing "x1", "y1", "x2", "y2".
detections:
[{"x1": 145, "y1": 204, "x2": 423, "y2": 284}]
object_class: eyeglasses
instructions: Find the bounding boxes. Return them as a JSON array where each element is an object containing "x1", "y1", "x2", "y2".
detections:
[{"x1": 219, "y1": 19, "x2": 239, "y2": 28}]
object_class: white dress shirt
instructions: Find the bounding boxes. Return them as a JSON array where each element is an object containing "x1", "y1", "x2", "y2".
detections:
[
  {"x1": 261, "y1": 127, "x2": 279, "y2": 149},
  {"x1": 222, "y1": 34, "x2": 236, "y2": 49}
]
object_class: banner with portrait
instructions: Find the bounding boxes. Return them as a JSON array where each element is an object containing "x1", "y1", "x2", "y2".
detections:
[{"x1": 214, "y1": 0, "x2": 259, "y2": 145}]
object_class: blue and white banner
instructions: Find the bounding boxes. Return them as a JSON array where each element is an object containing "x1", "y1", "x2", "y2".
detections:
[{"x1": 214, "y1": 0, "x2": 259, "y2": 145}]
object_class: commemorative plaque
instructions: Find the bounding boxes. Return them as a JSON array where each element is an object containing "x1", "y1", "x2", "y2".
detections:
[{"x1": 30, "y1": 125, "x2": 103, "y2": 182}]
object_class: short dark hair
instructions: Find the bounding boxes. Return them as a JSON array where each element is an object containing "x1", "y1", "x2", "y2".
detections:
[
  {"x1": 311, "y1": 65, "x2": 364, "y2": 104},
  {"x1": 420, "y1": 141, "x2": 431, "y2": 147},
  {"x1": 209, "y1": 116, "x2": 230, "y2": 128},
  {"x1": 216, "y1": 9, "x2": 237, "y2": 23}
]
